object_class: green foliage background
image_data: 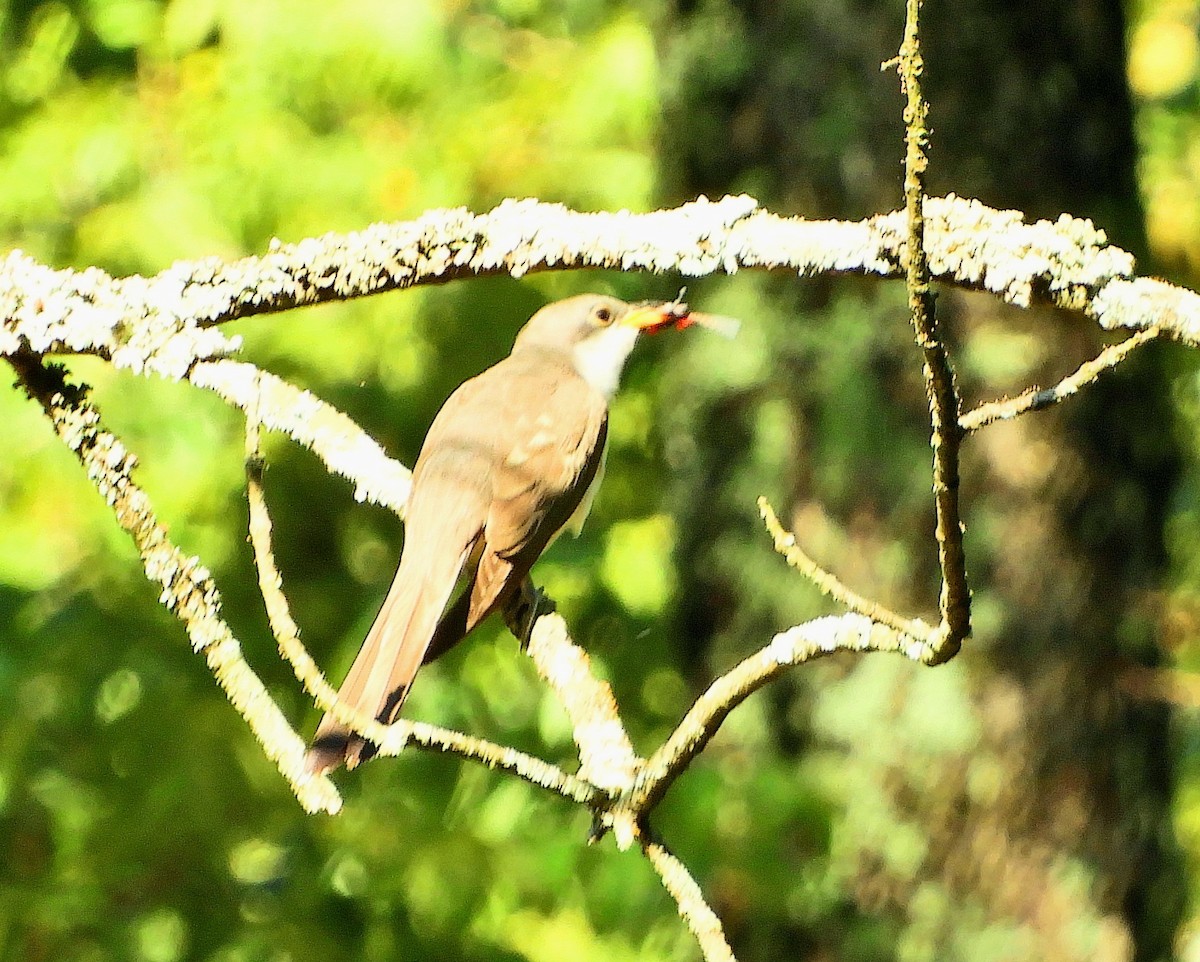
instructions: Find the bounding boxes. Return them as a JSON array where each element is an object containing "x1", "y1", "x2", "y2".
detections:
[{"x1": 0, "y1": 1, "x2": 1196, "y2": 961}]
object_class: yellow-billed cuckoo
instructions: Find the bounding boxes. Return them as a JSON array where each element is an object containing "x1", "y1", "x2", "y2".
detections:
[{"x1": 306, "y1": 294, "x2": 701, "y2": 774}]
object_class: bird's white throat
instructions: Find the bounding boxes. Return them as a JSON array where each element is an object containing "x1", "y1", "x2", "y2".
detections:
[{"x1": 571, "y1": 324, "x2": 640, "y2": 399}]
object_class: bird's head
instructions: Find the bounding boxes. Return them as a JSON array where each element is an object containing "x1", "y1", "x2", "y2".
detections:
[{"x1": 512, "y1": 294, "x2": 681, "y2": 399}]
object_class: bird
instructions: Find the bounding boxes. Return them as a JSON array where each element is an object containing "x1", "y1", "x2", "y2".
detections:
[{"x1": 305, "y1": 294, "x2": 689, "y2": 774}]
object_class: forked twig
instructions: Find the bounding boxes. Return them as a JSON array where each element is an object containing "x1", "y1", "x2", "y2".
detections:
[
  {"x1": 628, "y1": 613, "x2": 928, "y2": 818},
  {"x1": 757, "y1": 497, "x2": 931, "y2": 642}
]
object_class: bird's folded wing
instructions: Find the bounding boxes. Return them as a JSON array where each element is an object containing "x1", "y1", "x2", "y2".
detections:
[{"x1": 485, "y1": 368, "x2": 609, "y2": 562}]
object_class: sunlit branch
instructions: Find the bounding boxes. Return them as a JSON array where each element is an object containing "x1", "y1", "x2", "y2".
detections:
[
  {"x1": 201, "y1": 359, "x2": 412, "y2": 514},
  {"x1": 642, "y1": 828, "x2": 736, "y2": 962},
  {"x1": 757, "y1": 497, "x2": 932, "y2": 644},
  {"x1": 629, "y1": 613, "x2": 926, "y2": 818},
  {"x1": 243, "y1": 410, "x2": 388, "y2": 747},
  {"x1": 503, "y1": 586, "x2": 640, "y2": 840},
  {"x1": 5, "y1": 196, "x2": 1198, "y2": 378}
]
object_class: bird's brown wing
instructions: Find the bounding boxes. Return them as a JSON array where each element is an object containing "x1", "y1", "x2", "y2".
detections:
[
  {"x1": 306, "y1": 353, "x2": 608, "y2": 774},
  {"x1": 306, "y1": 375, "x2": 499, "y2": 773},
  {"x1": 463, "y1": 353, "x2": 610, "y2": 630},
  {"x1": 385, "y1": 354, "x2": 608, "y2": 664}
]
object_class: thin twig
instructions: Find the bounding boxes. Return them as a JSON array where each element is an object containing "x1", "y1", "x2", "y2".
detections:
[
  {"x1": 628, "y1": 614, "x2": 928, "y2": 817},
  {"x1": 895, "y1": 0, "x2": 970, "y2": 662},
  {"x1": 7, "y1": 350, "x2": 342, "y2": 815},
  {"x1": 242, "y1": 407, "x2": 600, "y2": 806},
  {"x1": 642, "y1": 828, "x2": 736, "y2": 962},
  {"x1": 243, "y1": 411, "x2": 387, "y2": 744},
  {"x1": 757, "y1": 497, "x2": 933, "y2": 643},
  {"x1": 960, "y1": 326, "x2": 1162, "y2": 431}
]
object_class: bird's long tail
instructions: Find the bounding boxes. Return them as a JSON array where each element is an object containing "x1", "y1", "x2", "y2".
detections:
[{"x1": 305, "y1": 493, "x2": 482, "y2": 775}]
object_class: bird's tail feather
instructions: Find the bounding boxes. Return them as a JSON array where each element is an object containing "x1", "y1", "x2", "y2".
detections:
[{"x1": 305, "y1": 513, "x2": 480, "y2": 775}]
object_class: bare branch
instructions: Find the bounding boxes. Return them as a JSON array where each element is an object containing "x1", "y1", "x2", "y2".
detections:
[
  {"x1": 7, "y1": 350, "x2": 342, "y2": 815},
  {"x1": 1094, "y1": 276, "x2": 1200, "y2": 342},
  {"x1": 895, "y1": 0, "x2": 970, "y2": 662},
  {"x1": 243, "y1": 411, "x2": 385, "y2": 743},
  {"x1": 629, "y1": 614, "x2": 923, "y2": 817},
  {"x1": 523, "y1": 612, "x2": 641, "y2": 793},
  {"x1": 757, "y1": 497, "x2": 933, "y2": 645},
  {"x1": 377, "y1": 720, "x2": 603, "y2": 806},
  {"x1": 0, "y1": 254, "x2": 240, "y2": 376},
  {"x1": 961, "y1": 325, "x2": 1163, "y2": 431},
  {"x1": 7, "y1": 187, "x2": 1195, "y2": 962}
]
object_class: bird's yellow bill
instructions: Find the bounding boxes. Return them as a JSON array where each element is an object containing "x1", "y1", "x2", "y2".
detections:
[{"x1": 622, "y1": 304, "x2": 677, "y2": 331}]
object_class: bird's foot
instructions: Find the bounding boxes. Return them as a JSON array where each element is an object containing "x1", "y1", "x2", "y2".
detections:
[{"x1": 504, "y1": 578, "x2": 555, "y2": 649}]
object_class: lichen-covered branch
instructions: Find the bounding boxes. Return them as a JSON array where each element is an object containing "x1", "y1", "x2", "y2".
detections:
[
  {"x1": 522, "y1": 612, "x2": 641, "y2": 795},
  {"x1": 642, "y1": 830, "x2": 736, "y2": 962},
  {"x1": 6, "y1": 188, "x2": 1199, "y2": 962},
  {"x1": 628, "y1": 614, "x2": 920, "y2": 818},
  {"x1": 7, "y1": 350, "x2": 342, "y2": 815},
  {"x1": 757, "y1": 497, "x2": 932, "y2": 648},
  {"x1": 501, "y1": 586, "x2": 641, "y2": 843},
  {"x1": 243, "y1": 411, "x2": 391, "y2": 750},
  {"x1": 374, "y1": 719, "x2": 602, "y2": 807},
  {"x1": 0, "y1": 255, "x2": 241, "y2": 376},
  {"x1": 202, "y1": 359, "x2": 412, "y2": 513},
  {"x1": 4, "y1": 196, "x2": 1199, "y2": 382}
]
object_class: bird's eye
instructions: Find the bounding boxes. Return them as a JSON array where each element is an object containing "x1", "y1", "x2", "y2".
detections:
[{"x1": 593, "y1": 305, "x2": 613, "y2": 325}]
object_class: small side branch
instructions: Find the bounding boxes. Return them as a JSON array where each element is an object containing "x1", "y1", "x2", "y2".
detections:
[
  {"x1": 504, "y1": 584, "x2": 641, "y2": 795},
  {"x1": 633, "y1": 497, "x2": 932, "y2": 813},
  {"x1": 198, "y1": 359, "x2": 412, "y2": 515},
  {"x1": 243, "y1": 412, "x2": 388, "y2": 746},
  {"x1": 7, "y1": 350, "x2": 342, "y2": 815},
  {"x1": 630, "y1": 613, "x2": 926, "y2": 816},
  {"x1": 960, "y1": 325, "x2": 1162, "y2": 431},
  {"x1": 895, "y1": 0, "x2": 970, "y2": 662},
  {"x1": 757, "y1": 497, "x2": 932, "y2": 643},
  {"x1": 504, "y1": 585, "x2": 641, "y2": 843}
]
